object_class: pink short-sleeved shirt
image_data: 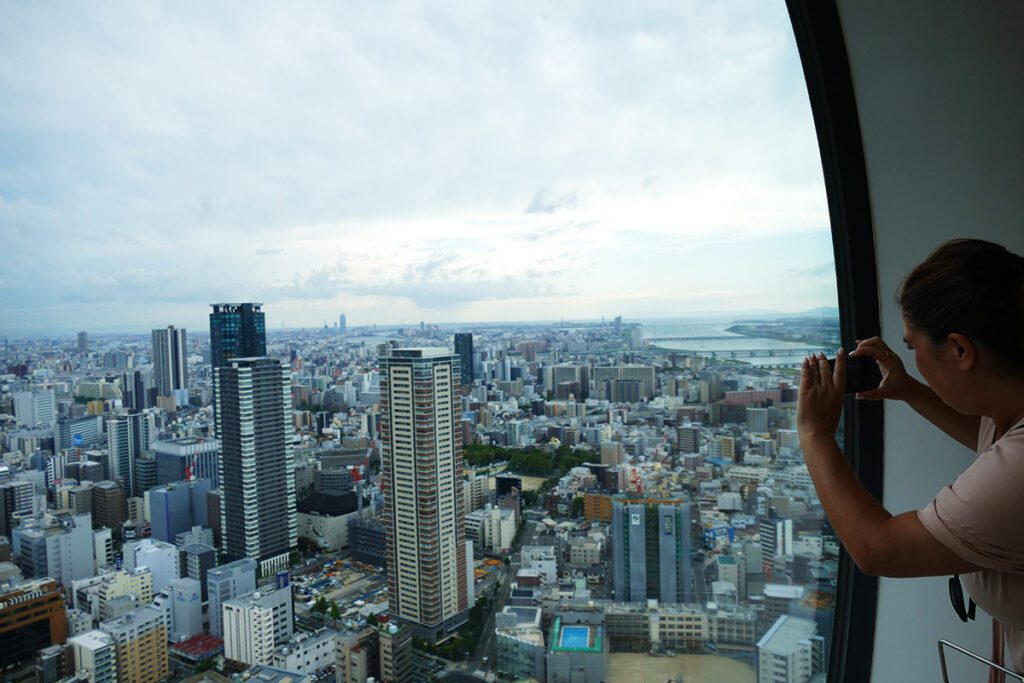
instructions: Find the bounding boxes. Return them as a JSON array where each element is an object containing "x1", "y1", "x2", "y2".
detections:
[{"x1": 918, "y1": 417, "x2": 1024, "y2": 672}]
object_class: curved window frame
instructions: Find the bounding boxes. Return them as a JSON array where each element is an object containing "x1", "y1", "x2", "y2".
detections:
[{"x1": 786, "y1": 1, "x2": 883, "y2": 681}]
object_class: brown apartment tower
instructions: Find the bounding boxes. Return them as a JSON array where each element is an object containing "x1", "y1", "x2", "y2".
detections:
[{"x1": 379, "y1": 346, "x2": 469, "y2": 641}]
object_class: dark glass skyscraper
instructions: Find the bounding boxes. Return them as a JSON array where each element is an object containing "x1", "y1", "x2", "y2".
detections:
[
  {"x1": 454, "y1": 332, "x2": 474, "y2": 386},
  {"x1": 209, "y1": 303, "x2": 266, "y2": 369}
]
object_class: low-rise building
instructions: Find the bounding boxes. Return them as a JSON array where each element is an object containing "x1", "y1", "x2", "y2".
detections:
[
  {"x1": 495, "y1": 606, "x2": 545, "y2": 681},
  {"x1": 68, "y1": 630, "x2": 117, "y2": 683},
  {"x1": 223, "y1": 584, "x2": 293, "y2": 666},
  {"x1": 756, "y1": 615, "x2": 823, "y2": 683},
  {"x1": 545, "y1": 611, "x2": 608, "y2": 683},
  {"x1": 269, "y1": 628, "x2": 338, "y2": 677},
  {"x1": 98, "y1": 607, "x2": 169, "y2": 683}
]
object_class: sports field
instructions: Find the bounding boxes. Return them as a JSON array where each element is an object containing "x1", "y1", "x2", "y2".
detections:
[{"x1": 608, "y1": 653, "x2": 755, "y2": 683}]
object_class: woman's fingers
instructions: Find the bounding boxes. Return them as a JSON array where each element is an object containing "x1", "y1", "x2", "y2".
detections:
[
  {"x1": 850, "y1": 336, "x2": 889, "y2": 360},
  {"x1": 833, "y1": 348, "x2": 847, "y2": 393},
  {"x1": 816, "y1": 353, "x2": 832, "y2": 387}
]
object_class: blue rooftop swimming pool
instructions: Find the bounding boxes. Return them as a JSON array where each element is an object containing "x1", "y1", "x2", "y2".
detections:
[{"x1": 560, "y1": 625, "x2": 591, "y2": 649}]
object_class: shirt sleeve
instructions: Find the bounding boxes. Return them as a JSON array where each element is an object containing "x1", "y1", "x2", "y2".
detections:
[{"x1": 918, "y1": 432, "x2": 1024, "y2": 574}]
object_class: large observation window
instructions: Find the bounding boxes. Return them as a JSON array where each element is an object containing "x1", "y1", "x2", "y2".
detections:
[{"x1": 0, "y1": 2, "x2": 874, "y2": 682}]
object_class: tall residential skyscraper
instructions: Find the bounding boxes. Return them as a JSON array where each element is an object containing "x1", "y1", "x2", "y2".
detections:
[
  {"x1": 611, "y1": 495, "x2": 694, "y2": 604},
  {"x1": 214, "y1": 357, "x2": 296, "y2": 575},
  {"x1": 453, "y1": 333, "x2": 474, "y2": 387},
  {"x1": 151, "y1": 326, "x2": 188, "y2": 398},
  {"x1": 338, "y1": 313, "x2": 347, "y2": 334},
  {"x1": 77, "y1": 331, "x2": 89, "y2": 354},
  {"x1": 209, "y1": 303, "x2": 266, "y2": 369},
  {"x1": 380, "y1": 346, "x2": 468, "y2": 640}
]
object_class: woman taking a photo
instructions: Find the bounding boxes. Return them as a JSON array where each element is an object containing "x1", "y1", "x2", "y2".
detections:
[{"x1": 797, "y1": 238, "x2": 1024, "y2": 676}]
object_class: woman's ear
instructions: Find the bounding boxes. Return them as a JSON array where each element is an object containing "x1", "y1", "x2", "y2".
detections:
[{"x1": 946, "y1": 332, "x2": 978, "y2": 371}]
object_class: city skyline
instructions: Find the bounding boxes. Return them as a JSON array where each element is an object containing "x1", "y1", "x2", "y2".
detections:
[{"x1": 0, "y1": 2, "x2": 835, "y2": 334}]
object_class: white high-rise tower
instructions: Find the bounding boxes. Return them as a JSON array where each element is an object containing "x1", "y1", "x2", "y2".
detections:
[{"x1": 380, "y1": 347, "x2": 468, "y2": 640}]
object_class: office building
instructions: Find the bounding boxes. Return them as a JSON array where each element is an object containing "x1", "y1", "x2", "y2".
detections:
[
  {"x1": 98, "y1": 607, "x2": 169, "y2": 683},
  {"x1": 91, "y1": 481, "x2": 125, "y2": 532},
  {"x1": 746, "y1": 407, "x2": 770, "y2": 433},
  {"x1": 0, "y1": 578, "x2": 68, "y2": 671},
  {"x1": 54, "y1": 415, "x2": 104, "y2": 452},
  {"x1": 223, "y1": 584, "x2": 294, "y2": 666},
  {"x1": 209, "y1": 303, "x2": 266, "y2": 369},
  {"x1": 123, "y1": 538, "x2": 179, "y2": 595},
  {"x1": 338, "y1": 313, "x2": 347, "y2": 334},
  {"x1": 151, "y1": 325, "x2": 188, "y2": 398},
  {"x1": 756, "y1": 615, "x2": 823, "y2": 683},
  {"x1": 13, "y1": 388, "x2": 56, "y2": 428},
  {"x1": 677, "y1": 425, "x2": 702, "y2": 454},
  {"x1": 120, "y1": 369, "x2": 153, "y2": 411},
  {"x1": 214, "y1": 357, "x2": 297, "y2": 575},
  {"x1": 542, "y1": 364, "x2": 590, "y2": 400},
  {"x1": 69, "y1": 630, "x2": 118, "y2": 683},
  {"x1": 169, "y1": 577, "x2": 203, "y2": 642},
  {"x1": 107, "y1": 412, "x2": 154, "y2": 497},
  {"x1": 759, "y1": 516, "x2": 794, "y2": 558},
  {"x1": 180, "y1": 543, "x2": 216, "y2": 601},
  {"x1": 93, "y1": 568, "x2": 155, "y2": 622},
  {"x1": 377, "y1": 619, "x2": 413, "y2": 683},
  {"x1": 0, "y1": 478, "x2": 34, "y2": 538},
  {"x1": 77, "y1": 332, "x2": 89, "y2": 354},
  {"x1": 379, "y1": 347, "x2": 469, "y2": 640},
  {"x1": 152, "y1": 437, "x2": 220, "y2": 488},
  {"x1": 495, "y1": 606, "x2": 545, "y2": 681},
  {"x1": 148, "y1": 479, "x2": 211, "y2": 544},
  {"x1": 453, "y1": 332, "x2": 474, "y2": 386},
  {"x1": 270, "y1": 629, "x2": 339, "y2": 677},
  {"x1": 612, "y1": 496, "x2": 694, "y2": 604},
  {"x1": 207, "y1": 557, "x2": 257, "y2": 638},
  {"x1": 12, "y1": 513, "x2": 94, "y2": 590},
  {"x1": 593, "y1": 366, "x2": 656, "y2": 400}
]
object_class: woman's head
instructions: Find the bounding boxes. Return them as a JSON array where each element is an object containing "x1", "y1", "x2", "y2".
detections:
[{"x1": 897, "y1": 238, "x2": 1024, "y2": 376}]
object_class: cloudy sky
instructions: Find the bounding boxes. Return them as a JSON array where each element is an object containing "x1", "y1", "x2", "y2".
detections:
[{"x1": 0, "y1": 1, "x2": 836, "y2": 335}]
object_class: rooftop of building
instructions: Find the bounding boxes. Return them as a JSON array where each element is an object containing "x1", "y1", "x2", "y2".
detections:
[
  {"x1": 235, "y1": 665, "x2": 312, "y2": 683},
  {"x1": 170, "y1": 633, "x2": 225, "y2": 660},
  {"x1": 274, "y1": 628, "x2": 337, "y2": 654},
  {"x1": 99, "y1": 606, "x2": 166, "y2": 637},
  {"x1": 0, "y1": 576, "x2": 59, "y2": 605},
  {"x1": 756, "y1": 614, "x2": 818, "y2": 654},
  {"x1": 208, "y1": 557, "x2": 258, "y2": 576},
  {"x1": 296, "y1": 490, "x2": 359, "y2": 517},
  {"x1": 225, "y1": 584, "x2": 288, "y2": 608},
  {"x1": 68, "y1": 629, "x2": 115, "y2": 649},
  {"x1": 764, "y1": 584, "x2": 805, "y2": 600}
]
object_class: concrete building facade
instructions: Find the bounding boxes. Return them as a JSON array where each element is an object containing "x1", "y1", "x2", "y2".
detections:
[
  {"x1": 379, "y1": 347, "x2": 468, "y2": 640},
  {"x1": 214, "y1": 357, "x2": 297, "y2": 575}
]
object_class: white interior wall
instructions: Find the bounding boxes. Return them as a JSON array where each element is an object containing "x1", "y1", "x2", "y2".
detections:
[{"x1": 835, "y1": 1, "x2": 1024, "y2": 681}]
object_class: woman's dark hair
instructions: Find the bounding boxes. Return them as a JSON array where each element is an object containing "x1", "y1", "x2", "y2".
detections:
[{"x1": 897, "y1": 238, "x2": 1024, "y2": 373}]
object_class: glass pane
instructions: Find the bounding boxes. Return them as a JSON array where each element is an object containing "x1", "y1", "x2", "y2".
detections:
[{"x1": 1, "y1": 2, "x2": 839, "y2": 682}]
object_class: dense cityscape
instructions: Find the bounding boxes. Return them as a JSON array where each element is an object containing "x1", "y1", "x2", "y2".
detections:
[{"x1": 0, "y1": 304, "x2": 842, "y2": 683}]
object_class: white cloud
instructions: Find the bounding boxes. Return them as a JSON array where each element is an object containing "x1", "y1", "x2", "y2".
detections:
[{"x1": 0, "y1": 1, "x2": 835, "y2": 333}]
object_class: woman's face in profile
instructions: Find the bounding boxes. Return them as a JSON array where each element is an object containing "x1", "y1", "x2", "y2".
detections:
[{"x1": 902, "y1": 317, "x2": 975, "y2": 415}]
